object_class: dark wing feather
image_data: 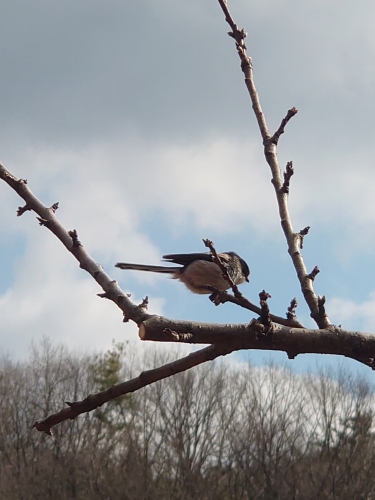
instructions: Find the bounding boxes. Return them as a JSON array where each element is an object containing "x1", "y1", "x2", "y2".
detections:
[
  {"x1": 163, "y1": 252, "x2": 233, "y2": 266},
  {"x1": 162, "y1": 252, "x2": 214, "y2": 266}
]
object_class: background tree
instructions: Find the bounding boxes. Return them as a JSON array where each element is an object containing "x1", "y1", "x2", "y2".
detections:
[{"x1": 0, "y1": 341, "x2": 374, "y2": 499}]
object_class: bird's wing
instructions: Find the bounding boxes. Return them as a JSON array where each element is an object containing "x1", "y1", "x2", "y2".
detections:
[
  {"x1": 162, "y1": 252, "x2": 213, "y2": 266},
  {"x1": 163, "y1": 252, "x2": 232, "y2": 266}
]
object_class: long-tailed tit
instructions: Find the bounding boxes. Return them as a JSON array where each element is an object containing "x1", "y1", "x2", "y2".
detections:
[{"x1": 115, "y1": 251, "x2": 249, "y2": 294}]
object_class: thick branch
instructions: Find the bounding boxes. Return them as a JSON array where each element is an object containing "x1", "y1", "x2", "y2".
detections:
[
  {"x1": 33, "y1": 343, "x2": 235, "y2": 435},
  {"x1": 139, "y1": 316, "x2": 375, "y2": 368},
  {"x1": 32, "y1": 314, "x2": 375, "y2": 434}
]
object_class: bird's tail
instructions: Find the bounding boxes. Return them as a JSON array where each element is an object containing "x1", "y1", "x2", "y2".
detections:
[{"x1": 115, "y1": 262, "x2": 180, "y2": 274}]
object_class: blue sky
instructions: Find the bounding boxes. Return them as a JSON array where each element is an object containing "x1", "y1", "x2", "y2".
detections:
[{"x1": 1, "y1": 0, "x2": 375, "y2": 376}]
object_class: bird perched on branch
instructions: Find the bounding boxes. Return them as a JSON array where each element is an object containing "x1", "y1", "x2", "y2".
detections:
[{"x1": 115, "y1": 251, "x2": 250, "y2": 294}]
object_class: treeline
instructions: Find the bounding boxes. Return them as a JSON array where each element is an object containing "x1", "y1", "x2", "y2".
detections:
[{"x1": 0, "y1": 339, "x2": 374, "y2": 499}]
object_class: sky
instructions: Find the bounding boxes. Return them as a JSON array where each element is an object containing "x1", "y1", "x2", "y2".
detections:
[{"x1": 1, "y1": 0, "x2": 375, "y2": 376}]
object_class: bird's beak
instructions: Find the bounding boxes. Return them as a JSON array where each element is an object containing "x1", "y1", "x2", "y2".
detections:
[{"x1": 246, "y1": 277, "x2": 249, "y2": 282}]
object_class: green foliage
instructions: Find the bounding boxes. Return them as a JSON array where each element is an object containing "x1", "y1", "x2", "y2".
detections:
[
  {"x1": 89, "y1": 340, "x2": 137, "y2": 426},
  {"x1": 90, "y1": 340, "x2": 126, "y2": 391}
]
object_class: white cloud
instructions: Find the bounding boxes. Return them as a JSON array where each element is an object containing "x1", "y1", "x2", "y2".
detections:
[
  {"x1": 2, "y1": 0, "x2": 375, "y2": 368},
  {"x1": 0, "y1": 221, "x2": 168, "y2": 360},
  {"x1": 328, "y1": 291, "x2": 375, "y2": 332}
]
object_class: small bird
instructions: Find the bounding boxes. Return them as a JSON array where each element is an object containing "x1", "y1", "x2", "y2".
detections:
[{"x1": 115, "y1": 251, "x2": 250, "y2": 294}]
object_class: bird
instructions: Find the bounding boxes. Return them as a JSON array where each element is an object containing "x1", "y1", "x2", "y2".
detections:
[{"x1": 115, "y1": 251, "x2": 250, "y2": 294}]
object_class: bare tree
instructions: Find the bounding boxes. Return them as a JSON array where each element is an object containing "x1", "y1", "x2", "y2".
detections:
[
  {"x1": 2, "y1": 343, "x2": 374, "y2": 499},
  {"x1": 1, "y1": 0, "x2": 375, "y2": 435}
]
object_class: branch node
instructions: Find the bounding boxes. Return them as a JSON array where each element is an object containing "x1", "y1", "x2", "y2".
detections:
[
  {"x1": 281, "y1": 161, "x2": 294, "y2": 193},
  {"x1": 163, "y1": 328, "x2": 194, "y2": 342},
  {"x1": 17, "y1": 203, "x2": 32, "y2": 216},
  {"x1": 36, "y1": 216, "x2": 51, "y2": 227},
  {"x1": 298, "y1": 226, "x2": 310, "y2": 249},
  {"x1": 138, "y1": 296, "x2": 149, "y2": 310},
  {"x1": 287, "y1": 351, "x2": 298, "y2": 360},
  {"x1": 307, "y1": 266, "x2": 320, "y2": 281},
  {"x1": 317, "y1": 295, "x2": 326, "y2": 316},
  {"x1": 68, "y1": 229, "x2": 82, "y2": 247},
  {"x1": 227, "y1": 25, "x2": 247, "y2": 50},
  {"x1": 32, "y1": 421, "x2": 53, "y2": 436},
  {"x1": 240, "y1": 57, "x2": 252, "y2": 71},
  {"x1": 50, "y1": 202, "x2": 59, "y2": 213},
  {"x1": 258, "y1": 290, "x2": 273, "y2": 335},
  {"x1": 286, "y1": 297, "x2": 298, "y2": 320}
]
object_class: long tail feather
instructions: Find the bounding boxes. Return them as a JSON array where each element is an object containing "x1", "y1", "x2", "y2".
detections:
[{"x1": 115, "y1": 263, "x2": 180, "y2": 274}]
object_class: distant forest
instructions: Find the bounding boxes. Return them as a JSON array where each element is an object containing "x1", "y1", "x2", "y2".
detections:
[{"x1": 0, "y1": 340, "x2": 374, "y2": 499}]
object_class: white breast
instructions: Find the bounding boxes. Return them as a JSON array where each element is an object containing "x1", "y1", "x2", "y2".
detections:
[{"x1": 176, "y1": 260, "x2": 230, "y2": 294}]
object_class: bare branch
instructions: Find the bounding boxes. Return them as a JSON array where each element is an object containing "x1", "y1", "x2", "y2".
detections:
[
  {"x1": 139, "y1": 317, "x2": 375, "y2": 369},
  {"x1": 0, "y1": 162, "x2": 152, "y2": 327},
  {"x1": 298, "y1": 226, "x2": 310, "y2": 249},
  {"x1": 33, "y1": 343, "x2": 235, "y2": 435},
  {"x1": 203, "y1": 238, "x2": 243, "y2": 300},
  {"x1": 204, "y1": 287, "x2": 305, "y2": 328},
  {"x1": 271, "y1": 107, "x2": 298, "y2": 144},
  {"x1": 286, "y1": 297, "x2": 298, "y2": 321},
  {"x1": 218, "y1": 1, "x2": 331, "y2": 328},
  {"x1": 281, "y1": 161, "x2": 294, "y2": 194},
  {"x1": 307, "y1": 265, "x2": 320, "y2": 281},
  {"x1": 258, "y1": 290, "x2": 273, "y2": 334}
]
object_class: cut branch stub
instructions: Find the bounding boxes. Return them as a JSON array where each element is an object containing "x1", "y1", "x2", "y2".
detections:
[
  {"x1": 298, "y1": 226, "x2": 310, "y2": 249},
  {"x1": 17, "y1": 202, "x2": 31, "y2": 216},
  {"x1": 36, "y1": 217, "x2": 51, "y2": 227},
  {"x1": 228, "y1": 25, "x2": 247, "y2": 50},
  {"x1": 287, "y1": 297, "x2": 298, "y2": 320},
  {"x1": 258, "y1": 290, "x2": 273, "y2": 334},
  {"x1": 282, "y1": 161, "x2": 294, "y2": 194},
  {"x1": 68, "y1": 229, "x2": 82, "y2": 248},
  {"x1": 307, "y1": 266, "x2": 320, "y2": 281},
  {"x1": 164, "y1": 328, "x2": 194, "y2": 342},
  {"x1": 138, "y1": 296, "x2": 149, "y2": 310}
]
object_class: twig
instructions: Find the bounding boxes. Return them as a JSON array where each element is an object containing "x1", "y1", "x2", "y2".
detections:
[
  {"x1": 286, "y1": 297, "x2": 298, "y2": 321},
  {"x1": 203, "y1": 238, "x2": 242, "y2": 297},
  {"x1": 272, "y1": 107, "x2": 298, "y2": 144},
  {"x1": 258, "y1": 290, "x2": 273, "y2": 334},
  {"x1": 204, "y1": 286, "x2": 305, "y2": 328},
  {"x1": 282, "y1": 161, "x2": 294, "y2": 194}
]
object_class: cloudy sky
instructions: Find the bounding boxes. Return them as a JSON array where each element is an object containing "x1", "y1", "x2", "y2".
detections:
[{"x1": 1, "y1": 0, "x2": 375, "y2": 375}]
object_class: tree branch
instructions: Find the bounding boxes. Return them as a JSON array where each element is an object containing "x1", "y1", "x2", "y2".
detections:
[
  {"x1": 33, "y1": 343, "x2": 235, "y2": 435},
  {"x1": 0, "y1": 163, "x2": 151, "y2": 326},
  {"x1": 33, "y1": 316, "x2": 375, "y2": 435},
  {"x1": 217, "y1": 1, "x2": 331, "y2": 329},
  {"x1": 139, "y1": 317, "x2": 375, "y2": 369}
]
